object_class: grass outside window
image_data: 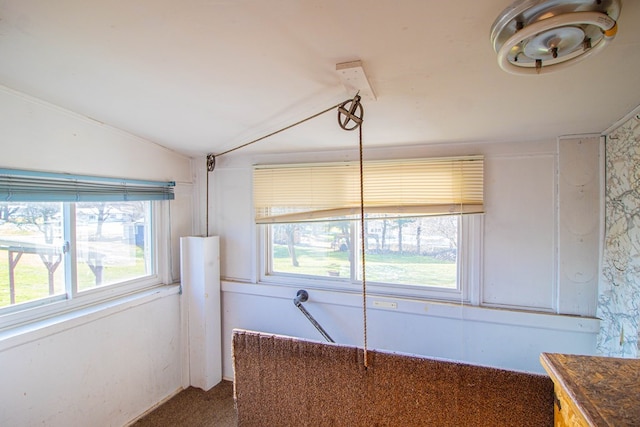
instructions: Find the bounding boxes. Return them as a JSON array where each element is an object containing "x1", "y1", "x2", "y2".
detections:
[{"x1": 268, "y1": 216, "x2": 459, "y2": 290}]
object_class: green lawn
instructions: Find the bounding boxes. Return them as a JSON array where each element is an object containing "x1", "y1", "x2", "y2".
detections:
[
  {"x1": 0, "y1": 248, "x2": 147, "y2": 308},
  {"x1": 273, "y1": 244, "x2": 456, "y2": 288}
]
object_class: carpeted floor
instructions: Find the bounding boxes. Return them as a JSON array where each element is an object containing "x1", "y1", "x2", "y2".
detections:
[{"x1": 132, "y1": 380, "x2": 237, "y2": 427}]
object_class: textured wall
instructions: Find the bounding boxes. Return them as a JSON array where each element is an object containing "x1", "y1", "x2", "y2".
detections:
[{"x1": 598, "y1": 112, "x2": 640, "y2": 357}]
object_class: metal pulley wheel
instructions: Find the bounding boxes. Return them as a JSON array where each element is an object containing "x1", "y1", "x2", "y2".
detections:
[{"x1": 338, "y1": 95, "x2": 364, "y2": 131}]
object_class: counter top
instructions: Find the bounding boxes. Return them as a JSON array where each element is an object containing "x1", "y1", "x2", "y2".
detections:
[{"x1": 540, "y1": 353, "x2": 640, "y2": 426}]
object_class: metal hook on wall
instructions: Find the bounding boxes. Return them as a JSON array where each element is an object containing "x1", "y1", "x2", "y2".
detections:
[
  {"x1": 293, "y1": 289, "x2": 335, "y2": 343},
  {"x1": 207, "y1": 154, "x2": 215, "y2": 172}
]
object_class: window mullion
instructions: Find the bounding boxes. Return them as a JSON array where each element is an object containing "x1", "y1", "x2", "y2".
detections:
[
  {"x1": 63, "y1": 203, "x2": 78, "y2": 298},
  {"x1": 351, "y1": 220, "x2": 359, "y2": 281},
  {"x1": 463, "y1": 214, "x2": 483, "y2": 306},
  {"x1": 265, "y1": 225, "x2": 273, "y2": 278}
]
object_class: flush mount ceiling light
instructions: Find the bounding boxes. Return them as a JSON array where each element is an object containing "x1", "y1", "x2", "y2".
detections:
[{"x1": 490, "y1": 0, "x2": 621, "y2": 75}]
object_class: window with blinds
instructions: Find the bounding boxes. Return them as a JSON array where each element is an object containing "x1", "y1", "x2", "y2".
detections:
[
  {"x1": 0, "y1": 168, "x2": 171, "y2": 323},
  {"x1": 0, "y1": 168, "x2": 174, "y2": 202},
  {"x1": 255, "y1": 156, "x2": 484, "y2": 299},
  {"x1": 253, "y1": 156, "x2": 483, "y2": 223}
]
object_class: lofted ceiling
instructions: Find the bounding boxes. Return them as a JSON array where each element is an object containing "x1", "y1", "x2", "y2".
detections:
[{"x1": 0, "y1": 0, "x2": 639, "y2": 158}]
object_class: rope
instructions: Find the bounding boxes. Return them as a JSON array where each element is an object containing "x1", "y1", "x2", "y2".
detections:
[
  {"x1": 205, "y1": 93, "x2": 370, "y2": 368},
  {"x1": 358, "y1": 123, "x2": 369, "y2": 369},
  {"x1": 212, "y1": 100, "x2": 351, "y2": 159},
  {"x1": 205, "y1": 162, "x2": 209, "y2": 237}
]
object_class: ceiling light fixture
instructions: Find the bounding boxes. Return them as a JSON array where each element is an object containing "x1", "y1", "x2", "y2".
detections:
[{"x1": 490, "y1": 0, "x2": 621, "y2": 75}]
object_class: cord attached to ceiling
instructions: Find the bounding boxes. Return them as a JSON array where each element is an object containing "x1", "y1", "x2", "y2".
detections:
[
  {"x1": 205, "y1": 98, "x2": 357, "y2": 238},
  {"x1": 205, "y1": 63, "x2": 373, "y2": 368},
  {"x1": 204, "y1": 94, "x2": 364, "y2": 235},
  {"x1": 205, "y1": 95, "x2": 362, "y2": 172},
  {"x1": 206, "y1": 60, "x2": 373, "y2": 170},
  {"x1": 204, "y1": 89, "x2": 371, "y2": 368}
]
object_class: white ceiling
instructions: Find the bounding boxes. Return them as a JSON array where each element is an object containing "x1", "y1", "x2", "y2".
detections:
[{"x1": 1, "y1": 1, "x2": 639, "y2": 158}]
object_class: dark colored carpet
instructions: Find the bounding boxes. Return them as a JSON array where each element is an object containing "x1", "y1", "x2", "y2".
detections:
[
  {"x1": 133, "y1": 380, "x2": 237, "y2": 427},
  {"x1": 233, "y1": 329, "x2": 554, "y2": 427}
]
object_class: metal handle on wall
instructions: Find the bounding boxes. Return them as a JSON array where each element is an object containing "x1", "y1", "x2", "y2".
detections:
[{"x1": 293, "y1": 289, "x2": 335, "y2": 343}]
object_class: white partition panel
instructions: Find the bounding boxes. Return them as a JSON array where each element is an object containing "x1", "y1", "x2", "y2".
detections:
[
  {"x1": 180, "y1": 236, "x2": 221, "y2": 390},
  {"x1": 558, "y1": 135, "x2": 601, "y2": 316}
]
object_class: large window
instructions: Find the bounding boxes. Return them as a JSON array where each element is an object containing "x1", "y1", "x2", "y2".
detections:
[
  {"x1": 254, "y1": 156, "x2": 483, "y2": 300},
  {"x1": 268, "y1": 215, "x2": 459, "y2": 287},
  {"x1": 0, "y1": 201, "x2": 152, "y2": 308},
  {"x1": 0, "y1": 168, "x2": 173, "y2": 320}
]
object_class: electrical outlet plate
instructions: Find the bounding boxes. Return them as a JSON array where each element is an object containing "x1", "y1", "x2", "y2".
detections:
[{"x1": 373, "y1": 300, "x2": 397, "y2": 309}]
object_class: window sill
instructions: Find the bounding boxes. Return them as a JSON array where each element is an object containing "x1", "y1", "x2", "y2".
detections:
[
  {"x1": 221, "y1": 280, "x2": 600, "y2": 334},
  {"x1": 0, "y1": 284, "x2": 180, "y2": 352},
  {"x1": 257, "y1": 273, "x2": 466, "y2": 304}
]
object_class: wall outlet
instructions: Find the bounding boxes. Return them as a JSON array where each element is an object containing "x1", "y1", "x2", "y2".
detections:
[{"x1": 373, "y1": 300, "x2": 397, "y2": 309}]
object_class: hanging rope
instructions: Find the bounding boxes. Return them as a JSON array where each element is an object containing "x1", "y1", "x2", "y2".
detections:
[
  {"x1": 205, "y1": 92, "x2": 370, "y2": 368},
  {"x1": 338, "y1": 94, "x2": 369, "y2": 369},
  {"x1": 207, "y1": 98, "x2": 355, "y2": 170},
  {"x1": 358, "y1": 122, "x2": 369, "y2": 369}
]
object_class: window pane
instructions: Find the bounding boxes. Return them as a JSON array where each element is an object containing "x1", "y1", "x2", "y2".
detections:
[
  {"x1": 363, "y1": 217, "x2": 458, "y2": 288},
  {"x1": 271, "y1": 222, "x2": 353, "y2": 278},
  {"x1": 76, "y1": 201, "x2": 153, "y2": 291},
  {"x1": 268, "y1": 216, "x2": 458, "y2": 289},
  {"x1": 0, "y1": 202, "x2": 66, "y2": 307}
]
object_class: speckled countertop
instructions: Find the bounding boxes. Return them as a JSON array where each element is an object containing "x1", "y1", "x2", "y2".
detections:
[{"x1": 540, "y1": 353, "x2": 640, "y2": 426}]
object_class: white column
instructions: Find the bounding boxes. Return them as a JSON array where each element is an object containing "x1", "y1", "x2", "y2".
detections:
[
  {"x1": 180, "y1": 236, "x2": 221, "y2": 391},
  {"x1": 558, "y1": 135, "x2": 601, "y2": 316}
]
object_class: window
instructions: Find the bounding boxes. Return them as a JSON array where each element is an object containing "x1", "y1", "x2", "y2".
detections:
[
  {"x1": 268, "y1": 215, "x2": 459, "y2": 285},
  {"x1": 254, "y1": 156, "x2": 483, "y2": 300},
  {"x1": 75, "y1": 201, "x2": 153, "y2": 291},
  {"x1": 0, "y1": 202, "x2": 66, "y2": 305},
  {"x1": 0, "y1": 168, "x2": 173, "y2": 321},
  {"x1": 0, "y1": 201, "x2": 153, "y2": 307}
]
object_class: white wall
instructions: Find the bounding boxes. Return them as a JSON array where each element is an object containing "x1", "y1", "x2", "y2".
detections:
[
  {"x1": 0, "y1": 86, "x2": 191, "y2": 183},
  {"x1": 211, "y1": 137, "x2": 601, "y2": 377},
  {"x1": 0, "y1": 85, "x2": 194, "y2": 426},
  {"x1": 0, "y1": 290, "x2": 181, "y2": 427},
  {"x1": 221, "y1": 282, "x2": 598, "y2": 376}
]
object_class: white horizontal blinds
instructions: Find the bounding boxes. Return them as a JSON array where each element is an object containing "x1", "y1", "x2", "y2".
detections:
[
  {"x1": 362, "y1": 157, "x2": 484, "y2": 215},
  {"x1": 0, "y1": 168, "x2": 175, "y2": 202},
  {"x1": 254, "y1": 155, "x2": 483, "y2": 223},
  {"x1": 253, "y1": 163, "x2": 359, "y2": 222}
]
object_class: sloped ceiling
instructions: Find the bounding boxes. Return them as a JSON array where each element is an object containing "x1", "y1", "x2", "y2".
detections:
[{"x1": 0, "y1": 0, "x2": 639, "y2": 157}]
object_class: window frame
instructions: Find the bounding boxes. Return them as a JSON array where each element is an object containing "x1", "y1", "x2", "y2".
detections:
[
  {"x1": 258, "y1": 214, "x2": 483, "y2": 304},
  {"x1": 0, "y1": 199, "x2": 170, "y2": 331}
]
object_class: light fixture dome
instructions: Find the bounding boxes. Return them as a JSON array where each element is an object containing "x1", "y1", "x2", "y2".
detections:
[{"x1": 490, "y1": 0, "x2": 621, "y2": 75}]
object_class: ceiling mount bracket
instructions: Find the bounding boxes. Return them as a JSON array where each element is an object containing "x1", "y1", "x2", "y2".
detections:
[
  {"x1": 490, "y1": 0, "x2": 621, "y2": 75},
  {"x1": 336, "y1": 61, "x2": 376, "y2": 101}
]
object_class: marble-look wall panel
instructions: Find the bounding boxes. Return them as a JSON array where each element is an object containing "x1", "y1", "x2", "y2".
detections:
[{"x1": 598, "y1": 113, "x2": 640, "y2": 357}]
